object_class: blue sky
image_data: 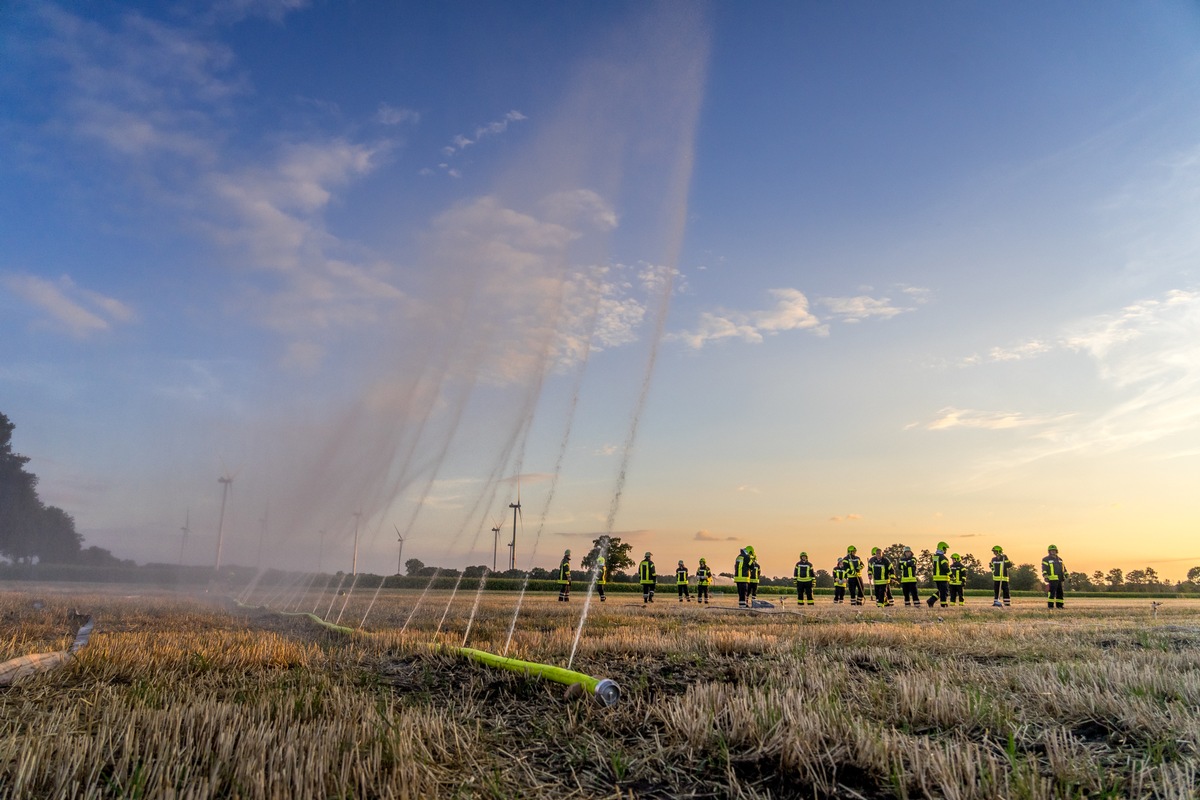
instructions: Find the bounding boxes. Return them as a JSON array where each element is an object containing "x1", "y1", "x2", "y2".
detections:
[{"x1": 3, "y1": 1, "x2": 1199, "y2": 579}]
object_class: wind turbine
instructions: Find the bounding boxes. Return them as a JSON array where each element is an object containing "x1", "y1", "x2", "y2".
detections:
[
  {"x1": 394, "y1": 524, "x2": 405, "y2": 576},
  {"x1": 350, "y1": 510, "x2": 362, "y2": 576},
  {"x1": 491, "y1": 518, "x2": 502, "y2": 572},
  {"x1": 214, "y1": 470, "x2": 235, "y2": 571},
  {"x1": 179, "y1": 509, "x2": 191, "y2": 566},
  {"x1": 508, "y1": 480, "x2": 522, "y2": 571}
]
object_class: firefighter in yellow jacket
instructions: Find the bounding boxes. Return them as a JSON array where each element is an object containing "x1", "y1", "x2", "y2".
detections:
[
  {"x1": 926, "y1": 542, "x2": 950, "y2": 608},
  {"x1": 990, "y1": 545, "x2": 1012, "y2": 607},
  {"x1": 675, "y1": 560, "x2": 692, "y2": 602},
  {"x1": 746, "y1": 546, "x2": 761, "y2": 604},
  {"x1": 556, "y1": 550, "x2": 571, "y2": 602},
  {"x1": 843, "y1": 546, "x2": 865, "y2": 605},
  {"x1": 867, "y1": 547, "x2": 892, "y2": 607},
  {"x1": 897, "y1": 546, "x2": 919, "y2": 607},
  {"x1": 793, "y1": 552, "x2": 816, "y2": 605},
  {"x1": 734, "y1": 547, "x2": 751, "y2": 608},
  {"x1": 832, "y1": 558, "x2": 848, "y2": 604},
  {"x1": 948, "y1": 553, "x2": 966, "y2": 606},
  {"x1": 595, "y1": 555, "x2": 608, "y2": 603},
  {"x1": 639, "y1": 552, "x2": 656, "y2": 604},
  {"x1": 1041, "y1": 545, "x2": 1066, "y2": 609},
  {"x1": 695, "y1": 558, "x2": 713, "y2": 604}
]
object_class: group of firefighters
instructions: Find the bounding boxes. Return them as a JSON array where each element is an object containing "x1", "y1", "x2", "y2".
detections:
[{"x1": 554, "y1": 542, "x2": 1069, "y2": 610}]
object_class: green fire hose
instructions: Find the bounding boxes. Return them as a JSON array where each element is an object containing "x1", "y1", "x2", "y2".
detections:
[
  {"x1": 451, "y1": 646, "x2": 620, "y2": 707},
  {"x1": 241, "y1": 601, "x2": 620, "y2": 706}
]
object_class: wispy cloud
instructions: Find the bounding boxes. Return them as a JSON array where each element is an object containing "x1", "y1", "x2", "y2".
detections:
[
  {"x1": 376, "y1": 103, "x2": 420, "y2": 126},
  {"x1": 3, "y1": 274, "x2": 135, "y2": 338},
  {"x1": 674, "y1": 285, "x2": 923, "y2": 349},
  {"x1": 818, "y1": 293, "x2": 911, "y2": 322},
  {"x1": 441, "y1": 110, "x2": 527, "y2": 155},
  {"x1": 937, "y1": 288, "x2": 1200, "y2": 479},
  {"x1": 917, "y1": 407, "x2": 1075, "y2": 432},
  {"x1": 829, "y1": 514, "x2": 862, "y2": 523},
  {"x1": 671, "y1": 287, "x2": 827, "y2": 349},
  {"x1": 694, "y1": 529, "x2": 737, "y2": 541},
  {"x1": 22, "y1": 5, "x2": 411, "y2": 362},
  {"x1": 434, "y1": 110, "x2": 527, "y2": 173}
]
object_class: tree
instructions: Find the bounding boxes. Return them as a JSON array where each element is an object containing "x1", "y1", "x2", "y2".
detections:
[
  {"x1": 1188, "y1": 566, "x2": 1200, "y2": 583},
  {"x1": 1125, "y1": 569, "x2": 1146, "y2": 587},
  {"x1": 1105, "y1": 568, "x2": 1123, "y2": 588},
  {"x1": 580, "y1": 535, "x2": 634, "y2": 575},
  {"x1": 1092, "y1": 570, "x2": 1105, "y2": 586},
  {"x1": 404, "y1": 558, "x2": 426, "y2": 576},
  {"x1": 815, "y1": 569, "x2": 832, "y2": 588},
  {"x1": 1010, "y1": 563, "x2": 1039, "y2": 591},
  {"x1": 916, "y1": 549, "x2": 934, "y2": 585},
  {"x1": 1068, "y1": 571, "x2": 1093, "y2": 590},
  {"x1": 1, "y1": 412, "x2": 83, "y2": 565}
]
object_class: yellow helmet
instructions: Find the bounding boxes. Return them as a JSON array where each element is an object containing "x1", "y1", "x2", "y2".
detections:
[
  {"x1": 745, "y1": 545, "x2": 756, "y2": 556},
  {"x1": 951, "y1": 553, "x2": 960, "y2": 560},
  {"x1": 992, "y1": 545, "x2": 1003, "y2": 553},
  {"x1": 699, "y1": 557, "x2": 706, "y2": 563},
  {"x1": 1048, "y1": 544, "x2": 1058, "y2": 551},
  {"x1": 645, "y1": 551, "x2": 653, "y2": 558},
  {"x1": 597, "y1": 556, "x2": 606, "y2": 565},
  {"x1": 799, "y1": 552, "x2": 808, "y2": 558},
  {"x1": 871, "y1": 547, "x2": 880, "y2": 555},
  {"x1": 847, "y1": 545, "x2": 857, "y2": 553}
]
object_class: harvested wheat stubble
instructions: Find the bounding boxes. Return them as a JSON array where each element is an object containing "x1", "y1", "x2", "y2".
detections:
[{"x1": 1, "y1": 589, "x2": 1199, "y2": 799}]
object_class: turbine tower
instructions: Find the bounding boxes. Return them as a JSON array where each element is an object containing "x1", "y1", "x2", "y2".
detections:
[
  {"x1": 214, "y1": 473, "x2": 233, "y2": 571},
  {"x1": 508, "y1": 483, "x2": 522, "y2": 571},
  {"x1": 394, "y1": 524, "x2": 405, "y2": 576},
  {"x1": 350, "y1": 511, "x2": 362, "y2": 576},
  {"x1": 491, "y1": 520, "x2": 502, "y2": 572}
]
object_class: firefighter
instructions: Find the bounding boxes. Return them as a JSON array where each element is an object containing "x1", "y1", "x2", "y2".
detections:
[
  {"x1": 926, "y1": 541, "x2": 950, "y2": 608},
  {"x1": 1041, "y1": 544, "x2": 1066, "y2": 609},
  {"x1": 990, "y1": 545, "x2": 1012, "y2": 607},
  {"x1": 868, "y1": 547, "x2": 892, "y2": 607},
  {"x1": 639, "y1": 551, "x2": 656, "y2": 603},
  {"x1": 734, "y1": 547, "x2": 751, "y2": 608},
  {"x1": 746, "y1": 546, "x2": 761, "y2": 604},
  {"x1": 793, "y1": 552, "x2": 816, "y2": 605},
  {"x1": 948, "y1": 553, "x2": 966, "y2": 606},
  {"x1": 843, "y1": 546, "x2": 865, "y2": 605},
  {"x1": 557, "y1": 550, "x2": 571, "y2": 602},
  {"x1": 832, "y1": 558, "x2": 848, "y2": 604},
  {"x1": 897, "y1": 546, "x2": 919, "y2": 606},
  {"x1": 676, "y1": 560, "x2": 692, "y2": 602},
  {"x1": 695, "y1": 558, "x2": 713, "y2": 604},
  {"x1": 595, "y1": 555, "x2": 608, "y2": 602}
]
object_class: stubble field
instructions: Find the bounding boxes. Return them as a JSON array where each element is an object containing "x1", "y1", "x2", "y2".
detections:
[{"x1": 1, "y1": 585, "x2": 1199, "y2": 799}]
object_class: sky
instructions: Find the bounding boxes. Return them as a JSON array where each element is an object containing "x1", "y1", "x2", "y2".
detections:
[{"x1": 2, "y1": 0, "x2": 1199, "y2": 581}]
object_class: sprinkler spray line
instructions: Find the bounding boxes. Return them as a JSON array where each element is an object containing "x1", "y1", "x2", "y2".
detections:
[{"x1": 243, "y1": 602, "x2": 620, "y2": 706}]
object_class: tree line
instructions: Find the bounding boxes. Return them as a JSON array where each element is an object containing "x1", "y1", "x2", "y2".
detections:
[
  {"x1": 1, "y1": 412, "x2": 127, "y2": 567},
  {"x1": 409, "y1": 536, "x2": 1200, "y2": 593}
]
